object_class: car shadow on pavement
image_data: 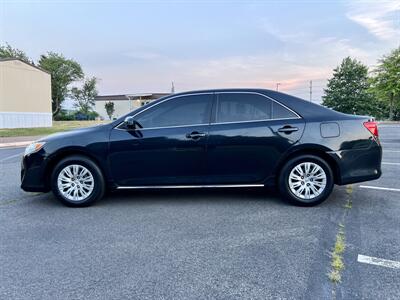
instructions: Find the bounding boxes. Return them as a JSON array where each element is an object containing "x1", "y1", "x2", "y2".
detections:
[
  {"x1": 21, "y1": 186, "x2": 343, "y2": 209},
  {"x1": 97, "y1": 187, "x2": 285, "y2": 207}
]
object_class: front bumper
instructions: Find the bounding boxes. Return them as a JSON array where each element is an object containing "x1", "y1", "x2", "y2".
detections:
[
  {"x1": 20, "y1": 151, "x2": 50, "y2": 192},
  {"x1": 328, "y1": 143, "x2": 382, "y2": 185}
]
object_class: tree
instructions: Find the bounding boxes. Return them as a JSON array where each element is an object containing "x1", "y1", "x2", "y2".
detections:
[
  {"x1": 0, "y1": 43, "x2": 31, "y2": 63},
  {"x1": 71, "y1": 77, "x2": 98, "y2": 115},
  {"x1": 370, "y1": 47, "x2": 400, "y2": 120},
  {"x1": 38, "y1": 52, "x2": 84, "y2": 117},
  {"x1": 322, "y1": 57, "x2": 375, "y2": 116},
  {"x1": 105, "y1": 101, "x2": 115, "y2": 120}
]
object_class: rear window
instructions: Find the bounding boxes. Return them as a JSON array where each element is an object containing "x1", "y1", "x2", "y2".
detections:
[{"x1": 272, "y1": 102, "x2": 298, "y2": 119}]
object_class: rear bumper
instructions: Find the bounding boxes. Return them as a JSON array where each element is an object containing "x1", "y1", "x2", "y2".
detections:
[{"x1": 328, "y1": 143, "x2": 382, "y2": 185}]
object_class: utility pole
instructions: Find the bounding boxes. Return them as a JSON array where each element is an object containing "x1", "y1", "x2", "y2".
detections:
[
  {"x1": 309, "y1": 80, "x2": 312, "y2": 102},
  {"x1": 171, "y1": 81, "x2": 175, "y2": 94},
  {"x1": 276, "y1": 83, "x2": 281, "y2": 91}
]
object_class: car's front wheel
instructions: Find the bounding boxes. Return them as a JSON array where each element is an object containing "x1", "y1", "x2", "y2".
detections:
[
  {"x1": 51, "y1": 155, "x2": 105, "y2": 207},
  {"x1": 278, "y1": 155, "x2": 334, "y2": 206}
]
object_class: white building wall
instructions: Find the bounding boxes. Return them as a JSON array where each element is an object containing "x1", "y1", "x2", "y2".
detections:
[
  {"x1": 0, "y1": 59, "x2": 52, "y2": 128},
  {"x1": 0, "y1": 112, "x2": 52, "y2": 128},
  {"x1": 95, "y1": 100, "x2": 144, "y2": 120},
  {"x1": 95, "y1": 100, "x2": 130, "y2": 120}
]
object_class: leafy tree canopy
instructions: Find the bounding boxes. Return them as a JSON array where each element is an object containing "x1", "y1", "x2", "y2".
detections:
[
  {"x1": 370, "y1": 47, "x2": 400, "y2": 120},
  {"x1": 322, "y1": 57, "x2": 375, "y2": 116},
  {"x1": 38, "y1": 52, "x2": 84, "y2": 117},
  {"x1": 105, "y1": 101, "x2": 115, "y2": 120},
  {"x1": 0, "y1": 43, "x2": 31, "y2": 63},
  {"x1": 71, "y1": 77, "x2": 98, "y2": 115}
]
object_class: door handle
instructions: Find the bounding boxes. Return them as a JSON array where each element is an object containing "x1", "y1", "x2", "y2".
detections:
[
  {"x1": 278, "y1": 126, "x2": 299, "y2": 134},
  {"x1": 186, "y1": 131, "x2": 207, "y2": 140}
]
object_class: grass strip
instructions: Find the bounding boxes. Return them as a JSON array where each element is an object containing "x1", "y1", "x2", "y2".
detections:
[{"x1": 0, "y1": 121, "x2": 109, "y2": 137}]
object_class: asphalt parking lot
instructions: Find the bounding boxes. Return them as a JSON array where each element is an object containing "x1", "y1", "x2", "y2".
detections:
[{"x1": 0, "y1": 125, "x2": 399, "y2": 300}]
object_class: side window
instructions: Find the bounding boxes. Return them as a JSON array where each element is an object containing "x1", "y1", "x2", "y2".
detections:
[
  {"x1": 216, "y1": 93, "x2": 272, "y2": 123},
  {"x1": 272, "y1": 102, "x2": 298, "y2": 119},
  {"x1": 135, "y1": 94, "x2": 212, "y2": 128}
]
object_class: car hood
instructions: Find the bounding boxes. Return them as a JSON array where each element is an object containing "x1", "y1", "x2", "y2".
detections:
[{"x1": 39, "y1": 124, "x2": 108, "y2": 142}]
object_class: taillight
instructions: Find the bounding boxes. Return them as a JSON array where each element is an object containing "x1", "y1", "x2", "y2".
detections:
[{"x1": 363, "y1": 121, "x2": 379, "y2": 137}]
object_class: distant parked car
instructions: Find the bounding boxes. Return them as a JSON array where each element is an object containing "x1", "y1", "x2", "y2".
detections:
[
  {"x1": 74, "y1": 112, "x2": 89, "y2": 120},
  {"x1": 21, "y1": 89, "x2": 382, "y2": 207}
]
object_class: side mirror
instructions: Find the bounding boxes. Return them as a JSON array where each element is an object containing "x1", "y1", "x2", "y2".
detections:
[{"x1": 124, "y1": 116, "x2": 136, "y2": 129}]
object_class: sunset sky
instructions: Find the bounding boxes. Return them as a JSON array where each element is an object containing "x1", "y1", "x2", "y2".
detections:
[{"x1": 1, "y1": 0, "x2": 399, "y2": 103}]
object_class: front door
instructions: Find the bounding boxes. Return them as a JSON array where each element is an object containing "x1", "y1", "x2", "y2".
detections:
[
  {"x1": 205, "y1": 92, "x2": 305, "y2": 184},
  {"x1": 109, "y1": 93, "x2": 213, "y2": 186}
]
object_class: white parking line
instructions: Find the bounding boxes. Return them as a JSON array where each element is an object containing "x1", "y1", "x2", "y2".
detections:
[
  {"x1": 383, "y1": 150, "x2": 400, "y2": 153},
  {"x1": 358, "y1": 254, "x2": 400, "y2": 270},
  {"x1": 0, "y1": 152, "x2": 23, "y2": 162},
  {"x1": 359, "y1": 185, "x2": 400, "y2": 192},
  {"x1": 382, "y1": 162, "x2": 400, "y2": 166}
]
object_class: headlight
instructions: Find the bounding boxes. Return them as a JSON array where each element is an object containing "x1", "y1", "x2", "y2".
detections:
[{"x1": 24, "y1": 142, "x2": 46, "y2": 156}]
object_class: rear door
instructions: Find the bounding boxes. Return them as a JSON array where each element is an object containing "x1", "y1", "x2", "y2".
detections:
[{"x1": 205, "y1": 92, "x2": 305, "y2": 184}]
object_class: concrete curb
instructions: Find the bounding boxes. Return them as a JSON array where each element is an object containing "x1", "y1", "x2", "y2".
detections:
[
  {"x1": 0, "y1": 135, "x2": 43, "y2": 149},
  {"x1": 0, "y1": 141, "x2": 33, "y2": 149}
]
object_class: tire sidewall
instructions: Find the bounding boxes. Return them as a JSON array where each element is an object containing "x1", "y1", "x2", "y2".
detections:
[
  {"x1": 51, "y1": 156, "x2": 105, "y2": 207},
  {"x1": 279, "y1": 155, "x2": 334, "y2": 206}
]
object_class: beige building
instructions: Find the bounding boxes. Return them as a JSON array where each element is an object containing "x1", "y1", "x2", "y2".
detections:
[
  {"x1": 95, "y1": 93, "x2": 170, "y2": 120},
  {"x1": 0, "y1": 58, "x2": 52, "y2": 128}
]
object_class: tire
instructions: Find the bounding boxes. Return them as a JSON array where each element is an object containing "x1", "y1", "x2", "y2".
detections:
[
  {"x1": 51, "y1": 155, "x2": 105, "y2": 207},
  {"x1": 278, "y1": 155, "x2": 334, "y2": 206}
]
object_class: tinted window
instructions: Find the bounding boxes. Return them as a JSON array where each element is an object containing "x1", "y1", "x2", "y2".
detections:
[
  {"x1": 135, "y1": 94, "x2": 211, "y2": 128},
  {"x1": 272, "y1": 102, "x2": 298, "y2": 119},
  {"x1": 216, "y1": 93, "x2": 272, "y2": 123}
]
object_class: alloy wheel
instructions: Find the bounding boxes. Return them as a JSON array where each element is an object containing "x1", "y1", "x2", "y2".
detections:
[
  {"x1": 288, "y1": 162, "x2": 327, "y2": 200},
  {"x1": 57, "y1": 164, "x2": 94, "y2": 202}
]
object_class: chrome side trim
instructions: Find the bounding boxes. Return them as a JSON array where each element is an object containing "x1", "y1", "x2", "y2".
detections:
[
  {"x1": 115, "y1": 117, "x2": 301, "y2": 131},
  {"x1": 211, "y1": 117, "x2": 300, "y2": 126},
  {"x1": 116, "y1": 184, "x2": 265, "y2": 189},
  {"x1": 120, "y1": 123, "x2": 209, "y2": 131}
]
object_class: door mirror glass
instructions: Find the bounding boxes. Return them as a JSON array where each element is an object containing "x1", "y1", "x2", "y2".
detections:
[
  {"x1": 124, "y1": 116, "x2": 136, "y2": 129},
  {"x1": 123, "y1": 116, "x2": 143, "y2": 130}
]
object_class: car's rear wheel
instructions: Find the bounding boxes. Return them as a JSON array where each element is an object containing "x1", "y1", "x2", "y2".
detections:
[
  {"x1": 51, "y1": 155, "x2": 105, "y2": 207},
  {"x1": 278, "y1": 155, "x2": 334, "y2": 206}
]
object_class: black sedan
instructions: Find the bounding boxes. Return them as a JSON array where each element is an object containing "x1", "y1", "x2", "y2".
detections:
[{"x1": 21, "y1": 89, "x2": 382, "y2": 207}]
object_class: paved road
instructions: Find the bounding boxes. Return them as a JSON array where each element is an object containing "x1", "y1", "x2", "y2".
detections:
[{"x1": 0, "y1": 126, "x2": 399, "y2": 299}]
